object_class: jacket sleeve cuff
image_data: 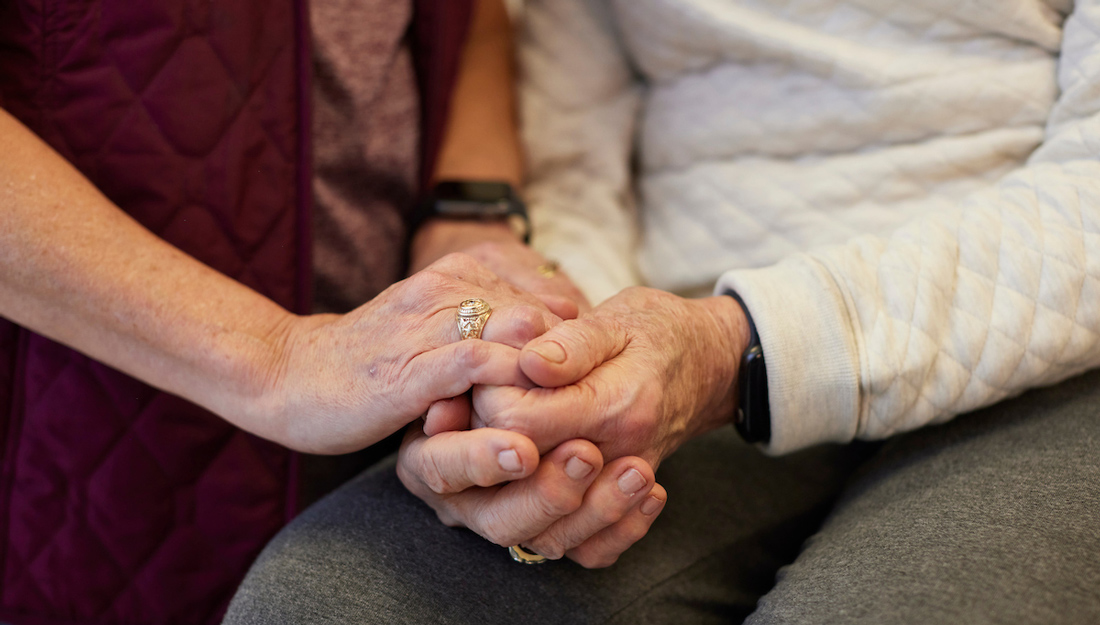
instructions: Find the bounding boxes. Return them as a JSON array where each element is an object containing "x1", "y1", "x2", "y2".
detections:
[{"x1": 715, "y1": 256, "x2": 862, "y2": 455}]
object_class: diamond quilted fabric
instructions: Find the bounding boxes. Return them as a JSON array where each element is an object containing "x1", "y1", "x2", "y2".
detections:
[
  {"x1": 0, "y1": 0, "x2": 306, "y2": 623},
  {"x1": 522, "y1": 0, "x2": 1100, "y2": 454}
]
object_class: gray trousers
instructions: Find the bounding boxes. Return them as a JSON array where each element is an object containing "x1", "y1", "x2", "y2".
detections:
[{"x1": 224, "y1": 370, "x2": 1100, "y2": 624}]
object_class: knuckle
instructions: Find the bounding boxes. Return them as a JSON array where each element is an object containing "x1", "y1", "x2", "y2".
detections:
[
  {"x1": 408, "y1": 269, "x2": 455, "y2": 303},
  {"x1": 595, "y1": 504, "x2": 626, "y2": 527},
  {"x1": 532, "y1": 480, "x2": 582, "y2": 518},
  {"x1": 456, "y1": 339, "x2": 493, "y2": 369},
  {"x1": 587, "y1": 553, "x2": 620, "y2": 569},
  {"x1": 541, "y1": 526, "x2": 585, "y2": 559},
  {"x1": 619, "y1": 285, "x2": 651, "y2": 305},
  {"x1": 436, "y1": 251, "x2": 473, "y2": 269},
  {"x1": 480, "y1": 524, "x2": 507, "y2": 546},
  {"x1": 636, "y1": 381, "x2": 664, "y2": 409},
  {"x1": 435, "y1": 509, "x2": 463, "y2": 528},
  {"x1": 470, "y1": 387, "x2": 506, "y2": 426},
  {"x1": 447, "y1": 252, "x2": 490, "y2": 277},
  {"x1": 570, "y1": 546, "x2": 618, "y2": 570},
  {"x1": 506, "y1": 306, "x2": 547, "y2": 342},
  {"x1": 465, "y1": 445, "x2": 500, "y2": 488},
  {"x1": 528, "y1": 538, "x2": 565, "y2": 561},
  {"x1": 622, "y1": 285, "x2": 666, "y2": 307},
  {"x1": 465, "y1": 463, "x2": 491, "y2": 490},
  {"x1": 623, "y1": 522, "x2": 648, "y2": 546},
  {"x1": 415, "y1": 267, "x2": 450, "y2": 289},
  {"x1": 418, "y1": 452, "x2": 456, "y2": 495},
  {"x1": 485, "y1": 405, "x2": 520, "y2": 432},
  {"x1": 481, "y1": 517, "x2": 523, "y2": 548},
  {"x1": 612, "y1": 406, "x2": 654, "y2": 446},
  {"x1": 612, "y1": 518, "x2": 648, "y2": 547},
  {"x1": 424, "y1": 253, "x2": 490, "y2": 287}
]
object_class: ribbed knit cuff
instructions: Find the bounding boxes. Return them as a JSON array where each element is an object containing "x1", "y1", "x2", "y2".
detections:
[{"x1": 715, "y1": 255, "x2": 861, "y2": 455}]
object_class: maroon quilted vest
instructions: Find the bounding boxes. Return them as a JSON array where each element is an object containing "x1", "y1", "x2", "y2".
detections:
[{"x1": 0, "y1": 1, "x2": 472, "y2": 623}]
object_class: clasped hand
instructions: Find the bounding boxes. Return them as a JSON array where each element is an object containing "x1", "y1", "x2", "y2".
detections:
[{"x1": 391, "y1": 250, "x2": 747, "y2": 568}]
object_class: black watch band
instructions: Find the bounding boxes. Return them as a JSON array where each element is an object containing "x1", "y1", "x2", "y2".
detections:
[
  {"x1": 725, "y1": 290, "x2": 771, "y2": 444},
  {"x1": 412, "y1": 180, "x2": 530, "y2": 243}
]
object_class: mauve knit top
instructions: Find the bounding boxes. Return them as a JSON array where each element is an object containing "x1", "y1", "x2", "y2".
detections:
[{"x1": 311, "y1": 0, "x2": 419, "y2": 314}]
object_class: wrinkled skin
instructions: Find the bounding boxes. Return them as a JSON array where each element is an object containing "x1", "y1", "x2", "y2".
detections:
[
  {"x1": 471, "y1": 287, "x2": 748, "y2": 469},
  {"x1": 397, "y1": 243, "x2": 667, "y2": 567},
  {"x1": 266, "y1": 252, "x2": 560, "y2": 455},
  {"x1": 398, "y1": 270, "x2": 747, "y2": 568}
]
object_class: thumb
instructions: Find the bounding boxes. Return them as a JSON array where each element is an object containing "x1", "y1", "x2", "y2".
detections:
[
  {"x1": 399, "y1": 423, "x2": 540, "y2": 495},
  {"x1": 520, "y1": 315, "x2": 628, "y2": 388}
]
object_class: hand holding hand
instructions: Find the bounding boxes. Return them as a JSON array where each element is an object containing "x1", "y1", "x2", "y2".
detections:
[
  {"x1": 399, "y1": 287, "x2": 742, "y2": 567},
  {"x1": 258, "y1": 253, "x2": 561, "y2": 454},
  {"x1": 468, "y1": 287, "x2": 749, "y2": 468},
  {"x1": 393, "y1": 278, "x2": 666, "y2": 568}
]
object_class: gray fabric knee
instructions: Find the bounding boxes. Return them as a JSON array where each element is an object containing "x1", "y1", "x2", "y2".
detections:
[
  {"x1": 224, "y1": 430, "x2": 868, "y2": 624},
  {"x1": 748, "y1": 370, "x2": 1100, "y2": 625}
]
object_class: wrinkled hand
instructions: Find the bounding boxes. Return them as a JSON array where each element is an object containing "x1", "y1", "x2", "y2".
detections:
[
  {"x1": 392, "y1": 271, "x2": 663, "y2": 568},
  {"x1": 410, "y1": 219, "x2": 590, "y2": 319},
  {"x1": 397, "y1": 420, "x2": 666, "y2": 568},
  {"x1": 462, "y1": 240, "x2": 590, "y2": 318},
  {"x1": 464, "y1": 287, "x2": 749, "y2": 469},
  {"x1": 263, "y1": 253, "x2": 560, "y2": 454}
]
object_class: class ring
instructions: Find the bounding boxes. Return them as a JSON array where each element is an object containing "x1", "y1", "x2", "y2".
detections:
[{"x1": 456, "y1": 298, "x2": 492, "y2": 341}]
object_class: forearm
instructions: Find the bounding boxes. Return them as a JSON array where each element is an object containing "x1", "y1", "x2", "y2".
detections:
[
  {"x1": 0, "y1": 109, "x2": 291, "y2": 436},
  {"x1": 430, "y1": 0, "x2": 522, "y2": 189},
  {"x1": 410, "y1": 0, "x2": 525, "y2": 270}
]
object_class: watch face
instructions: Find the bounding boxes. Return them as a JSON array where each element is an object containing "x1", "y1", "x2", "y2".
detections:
[
  {"x1": 424, "y1": 180, "x2": 530, "y2": 242},
  {"x1": 434, "y1": 181, "x2": 514, "y2": 203},
  {"x1": 433, "y1": 181, "x2": 518, "y2": 219}
]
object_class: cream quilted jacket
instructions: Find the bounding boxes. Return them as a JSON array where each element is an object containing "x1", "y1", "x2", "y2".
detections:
[{"x1": 521, "y1": 0, "x2": 1100, "y2": 454}]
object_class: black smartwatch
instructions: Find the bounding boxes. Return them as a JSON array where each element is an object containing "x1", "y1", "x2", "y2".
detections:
[
  {"x1": 413, "y1": 180, "x2": 530, "y2": 243},
  {"x1": 725, "y1": 290, "x2": 771, "y2": 444}
]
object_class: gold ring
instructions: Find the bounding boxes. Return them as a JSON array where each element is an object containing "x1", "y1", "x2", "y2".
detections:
[
  {"x1": 456, "y1": 298, "x2": 492, "y2": 340},
  {"x1": 536, "y1": 261, "x2": 559, "y2": 278},
  {"x1": 508, "y1": 544, "x2": 548, "y2": 564}
]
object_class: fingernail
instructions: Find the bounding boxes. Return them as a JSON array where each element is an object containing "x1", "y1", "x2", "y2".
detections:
[
  {"x1": 641, "y1": 495, "x2": 664, "y2": 515},
  {"x1": 498, "y1": 449, "x2": 522, "y2": 473},
  {"x1": 530, "y1": 340, "x2": 567, "y2": 364},
  {"x1": 617, "y1": 468, "x2": 646, "y2": 496},
  {"x1": 564, "y1": 455, "x2": 594, "y2": 480}
]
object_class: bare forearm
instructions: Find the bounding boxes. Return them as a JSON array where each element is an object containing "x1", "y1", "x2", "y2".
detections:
[
  {"x1": 431, "y1": 0, "x2": 523, "y2": 189},
  {"x1": 411, "y1": 0, "x2": 526, "y2": 270},
  {"x1": 0, "y1": 109, "x2": 291, "y2": 435}
]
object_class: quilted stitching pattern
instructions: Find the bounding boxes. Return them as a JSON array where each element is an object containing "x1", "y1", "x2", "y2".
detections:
[
  {"x1": 523, "y1": 0, "x2": 1100, "y2": 449},
  {"x1": 0, "y1": 1, "x2": 302, "y2": 623},
  {"x1": 620, "y1": 0, "x2": 1064, "y2": 296}
]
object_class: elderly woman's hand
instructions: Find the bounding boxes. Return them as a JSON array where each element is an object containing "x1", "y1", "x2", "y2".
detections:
[
  {"x1": 465, "y1": 287, "x2": 749, "y2": 469},
  {"x1": 257, "y1": 253, "x2": 561, "y2": 454}
]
